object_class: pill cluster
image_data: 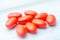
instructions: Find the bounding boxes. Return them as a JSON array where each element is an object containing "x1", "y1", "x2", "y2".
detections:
[{"x1": 6, "y1": 10, "x2": 56, "y2": 38}]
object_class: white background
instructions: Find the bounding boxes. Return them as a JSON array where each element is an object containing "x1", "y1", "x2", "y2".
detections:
[{"x1": 0, "y1": 0, "x2": 60, "y2": 40}]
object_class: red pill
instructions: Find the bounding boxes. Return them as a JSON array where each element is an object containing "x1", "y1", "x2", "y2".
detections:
[
  {"x1": 24, "y1": 10, "x2": 37, "y2": 17},
  {"x1": 35, "y1": 12, "x2": 48, "y2": 20},
  {"x1": 32, "y1": 19, "x2": 46, "y2": 28},
  {"x1": 8, "y1": 12, "x2": 22, "y2": 18},
  {"x1": 25, "y1": 22, "x2": 37, "y2": 34},
  {"x1": 46, "y1": 14, "x2": 56, "y2": 26},
  {"x1": 6, "y1": 17, "x2": 17, "y2": 29},
  {"x1": 18, "y1": 15, "x2": 33, "y2": 24},
  {"x1": 16, "y1": 25, "x2": 27, "y2": 38}
]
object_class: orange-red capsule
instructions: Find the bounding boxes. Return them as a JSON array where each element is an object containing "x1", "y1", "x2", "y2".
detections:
[
  {"x1": 32, "y1": 19, "x2": 46, "y2": 28},
  {"x1": 18, "y1": 15, "x2": 33, "y2": 24},
  {"x1": 24, "y1": 10, "x2": 37, "y2": 17},
  {"x1": 16, "y1": 25, "x2": 27, "y2": 38},
  {"x1": 35, "y1": 12, "x2": 48, "y2": 20},
  {"x1": 6, "y1": 17, "x2": 17, "y2": 29},
  {"x1": 25, "y1": 22, "x2": 37, "y2": 34},
  {"x1": 46, "y1": 14, "x2": 56, "y2": 26},
  {"x1": 8, "y1": 12, "x2": 22, "y2": 18}
]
